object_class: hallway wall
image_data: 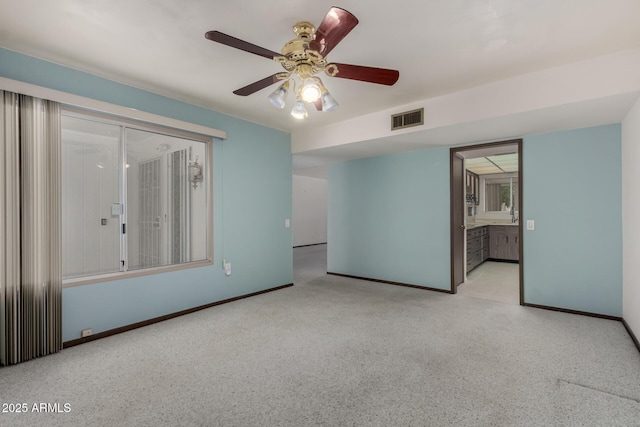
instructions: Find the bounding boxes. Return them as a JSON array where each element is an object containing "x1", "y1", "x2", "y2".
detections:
[
  {"x1": 293, "y1": 175, "x2": 327, "y2": 247},
  {"x1": 328, "y1": 147, "x2": 451, "y2": 290}
]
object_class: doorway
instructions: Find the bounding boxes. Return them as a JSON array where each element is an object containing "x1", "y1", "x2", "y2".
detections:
[{"x1": 449, "y1": 140, "x2": 523, "y2": 305}]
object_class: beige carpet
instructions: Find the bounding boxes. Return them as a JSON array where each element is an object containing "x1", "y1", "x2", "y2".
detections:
[{"x1": 0, "y1": 246, "x2": 638, "y2": 426}]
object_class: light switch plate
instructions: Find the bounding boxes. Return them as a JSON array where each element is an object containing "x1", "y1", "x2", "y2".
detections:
[
  {"x1": 527, "y1": 220, "x2": 535, "y2": 230},
  {"x1": 285, "y1": 219, "x2": 290, "y2": 228}
]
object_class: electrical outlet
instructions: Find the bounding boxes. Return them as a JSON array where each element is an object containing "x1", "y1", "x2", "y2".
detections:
[
  {"x1": 81, "y1": 328, "x2": 93, "y2": 338},
  {"x1": 224, "y1": 262, "x2": 231, "y2": 276}
]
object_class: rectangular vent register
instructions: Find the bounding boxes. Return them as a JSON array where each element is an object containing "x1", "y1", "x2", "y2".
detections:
[{"x1": 391, "y1": 108, "x2": 424, "y2": 130}]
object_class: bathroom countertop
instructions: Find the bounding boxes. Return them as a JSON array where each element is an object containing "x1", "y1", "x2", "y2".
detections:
[{"x1": 466, "y1": 222, "x2": 518, "y2": 229}]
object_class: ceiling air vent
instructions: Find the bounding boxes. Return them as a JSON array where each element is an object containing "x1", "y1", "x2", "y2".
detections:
[{"x1": 391, "y1": 108, "x2": 424, "y2": 131}]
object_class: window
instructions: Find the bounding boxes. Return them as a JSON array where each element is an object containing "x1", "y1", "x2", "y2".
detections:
[
  {"x1": 485, "y1": 177, "x2": 518, "y2": 212},
  {"x1": 61, "y1": 109, "x2": 212, "y2": 283}
]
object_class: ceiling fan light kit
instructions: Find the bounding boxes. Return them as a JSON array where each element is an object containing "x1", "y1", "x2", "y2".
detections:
[
  {"x1": 268, "y1": 81, "x2": 289, "y2": 109},
  {"x1": 321, "y1": 90, "x2": 339, "y2": 112},
  {"x1": 291, "y1": 99, "x2": 309, "y2": 119},
  {"x1": 205, "y1": 7, "x2": 399, "y2": 120},
  {"x1": 300, "y1": 78, "x2": 322, "y2": 103}
]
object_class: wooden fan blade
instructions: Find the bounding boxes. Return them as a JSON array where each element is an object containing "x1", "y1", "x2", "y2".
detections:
[
  {"x1": 309, "y1": 7, "x2": 359, "y2": 56},
  {"x1": 233, "y1": 74, "x2": 282, "y2": 96},
  {"x1": 331, "y1": 63, "x2": 399, "y2": 86},
  {"x1": 205, "y1": 31, "x2": 280, "y2": 60}
]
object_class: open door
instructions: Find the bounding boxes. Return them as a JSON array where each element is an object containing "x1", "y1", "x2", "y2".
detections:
[
  {"x1": 450, "y1": 153, "x2": 465, "y2": 292},
  {"x1": 450, "y1": 140, "x2": 523, "y2": 304}
]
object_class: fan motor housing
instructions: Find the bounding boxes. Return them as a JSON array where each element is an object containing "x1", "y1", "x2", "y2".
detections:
[
  {"x1": 293, "y1": 21, "x2": 315, "y2": 39},
  {"x1": 282, "y1": 21, "x2": 317, "y2": 61}
]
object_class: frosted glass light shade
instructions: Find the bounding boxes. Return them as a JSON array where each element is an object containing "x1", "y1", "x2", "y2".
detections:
[
  {"x1": 321, "y1": 92, "x2": 339, "y2": 112},
  {"x1": 268, "y1": 82, "x2": 289, "y2": 109},
  {"x1": 290, "y1": 100, "x2": 308, "y2": 119}
]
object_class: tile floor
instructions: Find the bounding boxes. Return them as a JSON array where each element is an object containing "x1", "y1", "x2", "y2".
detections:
[{"x1": 457, "y1": 261, "x2": 520, "y2": 304}]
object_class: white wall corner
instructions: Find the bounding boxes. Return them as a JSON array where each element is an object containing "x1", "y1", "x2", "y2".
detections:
[{"x1": 622, "y1": 92, "x2": 640, "y2": 338}]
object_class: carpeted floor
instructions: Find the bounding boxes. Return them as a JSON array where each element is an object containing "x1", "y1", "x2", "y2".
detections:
[{"x1": 1, "y1": 244, "x2": 639, "y2": 426}]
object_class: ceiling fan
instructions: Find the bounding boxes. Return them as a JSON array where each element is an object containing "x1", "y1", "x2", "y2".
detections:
[{"x1": 205, "y1": 7, "x2": 400, "y2": 119}]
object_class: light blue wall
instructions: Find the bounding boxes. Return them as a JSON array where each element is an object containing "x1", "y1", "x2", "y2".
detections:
[
  {"x1": 523, "y1": 124, "x2": 622, "y2": 316},
  {"x1": 0, "y1": 49, "x2": 293, "y2": 342},
  {"x1": 328, "y1": 125, "x2": 622, "y2": 317},
  {"x1": 328, "y1": 148, "x2": 451, "y2": 290}
]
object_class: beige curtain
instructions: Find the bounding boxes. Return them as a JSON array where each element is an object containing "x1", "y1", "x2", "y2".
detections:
[{"x1": 1, "y1": 91, "x2": 62, "y2": 366}]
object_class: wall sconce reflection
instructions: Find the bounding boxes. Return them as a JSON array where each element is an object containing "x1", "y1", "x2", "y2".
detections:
[{"x1": 189, "y1": 155, "x2": 203, "y2": 189}]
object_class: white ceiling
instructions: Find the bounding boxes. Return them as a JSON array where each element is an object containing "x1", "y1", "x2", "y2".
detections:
[{"x1": 2, "y1": 0, "x2": 640, "y2": 176}]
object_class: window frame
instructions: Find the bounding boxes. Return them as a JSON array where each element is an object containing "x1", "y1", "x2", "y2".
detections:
[{"x1": 61, "y1": 106, "x2": 214, "y2": 288}]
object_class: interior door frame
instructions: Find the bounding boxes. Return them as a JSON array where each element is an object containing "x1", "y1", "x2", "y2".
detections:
[
  {"x1": 449, "y1": 139, "x2": 524, "y2": 305},
  {"x1": 450, "y1": 152, "x2": 465, "y2": 290}
]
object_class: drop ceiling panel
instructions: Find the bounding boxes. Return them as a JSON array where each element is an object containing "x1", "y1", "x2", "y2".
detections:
[{"x1": 466, "y1": 153, "x2": 519, "y2": 175}]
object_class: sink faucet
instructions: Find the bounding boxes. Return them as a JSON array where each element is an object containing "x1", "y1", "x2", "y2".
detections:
[{"x1": 510, "y1": 206, "x2": 518, "y2": 223}]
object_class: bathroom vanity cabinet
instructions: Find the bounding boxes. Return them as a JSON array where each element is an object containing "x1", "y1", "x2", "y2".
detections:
[
  {"x1": 488, "y1": 225, "x2": 519, "y2": 261},
  {"x1": 467, "y1": 224, "x2": 519, "y2": 272},
  {"x1": 466, "y1": 226, "x2": 489, "y2": 272}
]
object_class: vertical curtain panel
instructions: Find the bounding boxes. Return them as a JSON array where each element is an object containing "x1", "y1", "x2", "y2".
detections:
[{"x1": 1, "y1": 91, "x2": 62, "y2": 366}]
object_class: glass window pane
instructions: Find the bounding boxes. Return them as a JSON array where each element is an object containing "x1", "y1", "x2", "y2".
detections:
[
  {"x1": 62, "y1": 116, "x2": 122, "y2": 278},
  {"x1": 125, "y1": 128, "x2": 207, "y2": 271}
]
